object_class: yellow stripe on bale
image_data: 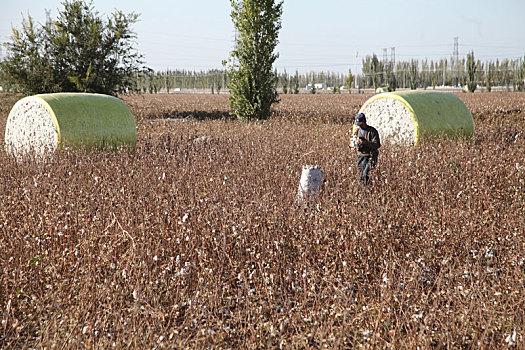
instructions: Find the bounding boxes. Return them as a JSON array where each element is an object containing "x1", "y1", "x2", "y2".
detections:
[
  {"x1": 357, "y1": 91, "x2": 474, "y2": 145},
  {"x1": 5, "y1": 93, "x2": 136, "y2": 158}
]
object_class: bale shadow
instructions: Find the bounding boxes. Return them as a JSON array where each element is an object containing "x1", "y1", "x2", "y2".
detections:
[{"x1": 149, "y1": 110, "x2": 235, "y2": 121}]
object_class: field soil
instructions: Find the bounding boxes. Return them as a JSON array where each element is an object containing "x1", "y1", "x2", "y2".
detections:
[{"x1": 1, "y1": 92, "x2": 524, "y2": 348}]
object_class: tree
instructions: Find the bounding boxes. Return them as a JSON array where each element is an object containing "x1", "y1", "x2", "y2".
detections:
[
  {"x1": 370, "y1": 54, "x2": 381, "y2": 90},
  {"x1": 0, "y1": 0, "x2": 146, "y2": 95},
  {"x1": 292, "y1": 70, "x2": 300, "y2": 94},
  {"x1": 518, "y1": 56, "x2": 525, "y2": 92},
  {"x1": 466, "y1": 50, "x2": 477, "y2": 92},
  {"x1": 384, "y1": 62, "x2": 396, "y2": 91},
  {"x1": 430, "y1": 61, "x2": 437, "y2": 89},
  {"x1": 165, "y1": 70, "x2": 172, "y2": 93},
  {"x1": 217, "y1": 75, "x2": 222, "y2": 94},
  {"x1": 420, "y1": 60, "x2": 429, "y2": 89},
  {"x1": 281, "y1": 69, "x2": 289, "y2": 94},
  {"x1": 226, "y1": 0, "x2": 283, "y2": 121},
  {"x1": 486, "y1": 62, "x2": 493, "y2": 92},
  {"x1": 345, "y1": 69, "x2": 353, "y2": 93},
  {"x1": 409, "y1": 59, "x2": 419, "y2": 90}
]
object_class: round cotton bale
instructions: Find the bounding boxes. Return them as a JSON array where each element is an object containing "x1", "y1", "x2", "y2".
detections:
[
  {"x1": 357, "y1": 91, "x2": 474, "y2": 145},
  {"x1": 5, "y1": 92, "x2": 136, "y2": 158}
]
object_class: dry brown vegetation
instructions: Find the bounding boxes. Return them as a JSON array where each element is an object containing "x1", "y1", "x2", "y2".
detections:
[{"x1": 1, "y1": 92, "x2": 524, "y2": 348}]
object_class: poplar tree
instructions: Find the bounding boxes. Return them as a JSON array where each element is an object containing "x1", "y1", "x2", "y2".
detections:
[
  {"x1": 345, "y1": 69, "x2": 353, "y2": 93},
  {"x1": 370, "y1": 54, "x2": 381, "y2": 91},
  {"x1": 466, "y1": 51, "x2": 477, "y2": 92},
  {"x1": 226, "y1": 0, "x2": 283, "y2": 120},
  {"x1": 409, "y1": 59, "x2": 419, "y2": 90}
]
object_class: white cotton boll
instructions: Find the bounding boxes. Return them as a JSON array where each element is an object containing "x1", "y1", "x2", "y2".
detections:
[{"x1": 505, "y1": 330, "x2": 517, "y2": 346}]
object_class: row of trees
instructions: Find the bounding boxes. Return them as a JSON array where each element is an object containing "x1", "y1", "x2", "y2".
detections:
[
  {"x1": 131, "y1": 69, "x2": 227, "y2": 94},
  {"x1": 360, "y1": 53, "x2": 525, "y2": 92},
  {"x1": 120, "y1": 55, "x2": 525, "y2": 94},
  {"x1": 127, "y1": 69, "x2": 343, "y2": 94}
]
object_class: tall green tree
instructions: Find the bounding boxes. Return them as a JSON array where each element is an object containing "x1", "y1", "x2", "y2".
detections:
[
  {"x1": 0, "y1": 0, "x2": 146, "y2": 95},
  {"x1": 486, "y1": 62, "x2": 494, "y2": 92},
  {"x1": 345, "y1": 69, "x2": 353, "y2": 93},
  {"x1": 226, "y1": 0, "x2": 283, "y2": 121},
  {"x1": 370, "y1": 54, "x2": 381, "y2": 90},
  {"x1": 430, "y1": 61, "x2": 437, "y2": 89},
  {"x1": 466, "y1": 50, "x2": 477, "y2": 92},
  {"x1": 409, "y1": 59, "x2": 419, "y2": 90},
  {"x1": 292, "y1": 70, "x2": 300, "y2": 94},
  {"x1": 384, "y1": 62, "x2": 396, "y2": 91},
  {"x1": 518, "y1": 56, "x2": 525, "y2": 92},
  {"x1": 281, "y1": 69, "x2": 289, "y2": 94}
]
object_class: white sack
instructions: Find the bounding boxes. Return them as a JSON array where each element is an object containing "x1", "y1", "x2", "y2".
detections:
[{"x1": 296, "y1": 165, "x2": 325, "y2": 203}]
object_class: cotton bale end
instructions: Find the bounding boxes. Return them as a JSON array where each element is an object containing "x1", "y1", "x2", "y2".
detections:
[
  {"x1": 5, "y1": 93, "x2": 137, "y2": 158},
  {"x1": 357, "y1": 91, "x2": 474, "y2": 145}
]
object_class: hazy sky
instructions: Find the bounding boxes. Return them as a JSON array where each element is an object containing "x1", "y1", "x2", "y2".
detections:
[{"x1": 1, "y1": 0, "x2": 524, "y2": 73}]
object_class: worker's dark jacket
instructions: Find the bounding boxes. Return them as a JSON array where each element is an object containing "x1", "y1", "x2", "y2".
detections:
[{"x1": 353, "y1": 125, "x2": 381, "y2": 157}]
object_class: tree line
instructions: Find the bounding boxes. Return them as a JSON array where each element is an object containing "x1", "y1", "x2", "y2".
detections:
[
  {"x1": 121, "y1": 54, "x2": 525, "y2": 94},
  {"x1": 130, "y1": 69, "x2": 228, "y2": 94},
  {"x1": 360, "y1": 53, "x2": 525, "y2": 92}
]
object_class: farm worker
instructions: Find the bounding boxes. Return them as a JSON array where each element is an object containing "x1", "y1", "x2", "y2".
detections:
[{"x1": 352, "y1": 113, "x2": 381, "y2": 185}]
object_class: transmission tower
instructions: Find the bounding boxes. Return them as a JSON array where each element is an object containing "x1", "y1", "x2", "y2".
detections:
[
  {"x1": 383, "y1": 48, "x2": 388, "y2": 63},
  {"x1": 390, "y1": 47, "x2": 395, "y2": 67},
  {"x1": 45, "y1": 9, "x2": 52, "y2": 24}
]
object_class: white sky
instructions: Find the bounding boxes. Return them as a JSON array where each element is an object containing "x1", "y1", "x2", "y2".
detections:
[{"x1": 1, "y1": 0, "x2": 524, "y2": 73}]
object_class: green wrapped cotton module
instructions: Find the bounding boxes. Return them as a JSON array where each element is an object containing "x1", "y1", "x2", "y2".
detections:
[
  {"x1": 5, "y1": 93, "x2": 136, "y2": 158},
  {"x1": 358, "y1": 91, "x2": 474, "y2": 145}
]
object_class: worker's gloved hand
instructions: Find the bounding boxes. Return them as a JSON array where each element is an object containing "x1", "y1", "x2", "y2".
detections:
[{"x1": 357, "y1": 138, "x2": 368, "y2": 147}]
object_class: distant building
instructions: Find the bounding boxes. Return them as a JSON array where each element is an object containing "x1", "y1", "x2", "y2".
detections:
[{"x1": 306, "y1": 83, "x2": 327, "y2": 90}]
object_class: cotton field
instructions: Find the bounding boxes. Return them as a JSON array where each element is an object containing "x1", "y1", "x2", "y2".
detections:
[{"x1": 0, "y1": 92, "x2": 524, "y2": 348}]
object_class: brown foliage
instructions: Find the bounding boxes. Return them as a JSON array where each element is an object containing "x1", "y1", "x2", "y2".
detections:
[{"x1": 0, "y1": 92, "x2": 524, "y2": 348}]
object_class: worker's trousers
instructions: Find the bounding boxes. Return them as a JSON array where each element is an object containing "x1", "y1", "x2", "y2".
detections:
[{"x1": 357, "y1": 154, "x2": 377, "y2": 185}]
